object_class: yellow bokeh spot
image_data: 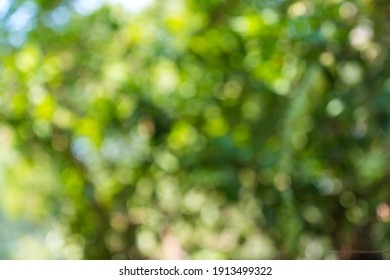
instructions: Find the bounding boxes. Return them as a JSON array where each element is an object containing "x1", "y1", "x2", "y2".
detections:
[
  {"x1": 205, "y1": 118, "x2": 229, "y2": 137},
  {"x1": 76, "y1": 118, "x2": 102, "y2": 146},
  {"x1": 15, "y1": 44, "x2": 41, "y2": 73},
  {"x1": 34, "y1": 94, "x2": 56, "y2": 121},
  {"x1": 168, "y1": 121, "x2": 197, "y2": 150}
]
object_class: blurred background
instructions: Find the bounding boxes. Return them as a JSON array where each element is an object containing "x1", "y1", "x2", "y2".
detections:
[{"x1": 1, "y1": 0, "x2": 390, "y2": 259}]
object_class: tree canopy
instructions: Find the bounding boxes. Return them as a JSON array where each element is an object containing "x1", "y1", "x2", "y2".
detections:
[{"x1": 1, "y1": 0, "x2": 390, "y2": 259}]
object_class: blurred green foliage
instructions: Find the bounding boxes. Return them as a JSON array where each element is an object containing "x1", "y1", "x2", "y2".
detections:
[{"x1": 1, "y1": 0, "x2": 390, "y2": 259}]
